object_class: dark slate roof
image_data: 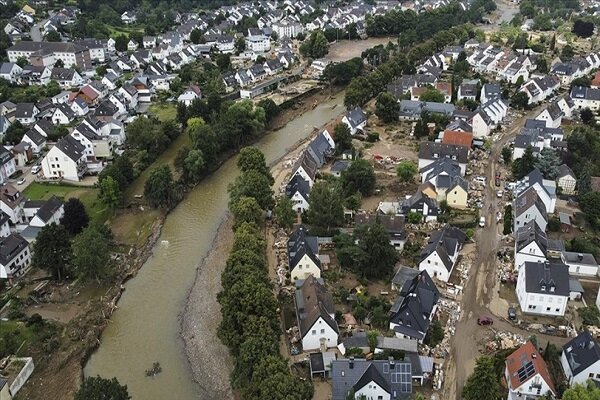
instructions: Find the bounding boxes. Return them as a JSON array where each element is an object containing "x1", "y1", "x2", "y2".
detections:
[
  {"x1": 0, "y1": 233, "x2": 28, "y2": 266},
  {"x1": 558, "y1": 164, "x2": 575, "y2": 179},
  {"x1": 306, "y1": 132, "x2": 334, "y2": 168},
  {"x1": 514, "y1": 187, "x2": 547, "y2": 220},
  {"x1": 419, "y1": 158, "x2": 462, "y2": 179},
  {"x1": 420, "y1": 225, "x2": 466, "y2": 272},
  {"x1": 516, "y1": 220, "x2": 548, "y2": 255},
  {"x1": 418, "y1": 142, "x2": 468, "y2": 164},
  {"x1": 35, "y1": 196, "x2": 63, "y2": 223},
  {"x1": 0, "y1": 146, "x2": 14, "y2": 166},
  {"x1": 295, "y1": 276, "x2": 338, "y2": 336},
  {"x1": 285, "y1": 174, "x2": 310, "y2": 200},
  {"x1": 331, "y1": 359, "x2": 412, "y2": 400},
  {"x1": 354, "y1": 214, "x2": 406, "y2": 238},
  {"x1": 353, "y1": 364, "x2": 391, "y2": 394},
  {"x1": 400, "y1": 191, "x2": 439, "y2": 217},
  {"x1": 331, "y1": 160, "x2": 350, "y2": 173},
  {"x1": 562, "y1": 331, "x2": 600, "y2": 378},
  {"x1": 562, "y1": 251, "x2": 598, "y2": 267},
  {"x1": 389, "y1": 267, "x2": 439, "y2": 341},
  {"x1": 55, "y1": 135, "x2": 85, "y2": 162},
  {"x1": 14, "y1": 103, "x2": 36, "y2": 119},
  {"x1": 292, "y1": 152, "x2": 318, "y2": 181},
  {"x1": 345, "y1": 106, "x2": 367, "y2": 128},
  {"x1": 94, "y1": 101, "x2": 118, "y2": 117},
  {"x1": 523, "y1": 262, "x2": 569, "y2": 297},
  {"x1": 289, "y1": 240, "x2": 321, "y2": 273},
  {"x1": 288, "y1": 225, "x2": 318, "y2": 254}
]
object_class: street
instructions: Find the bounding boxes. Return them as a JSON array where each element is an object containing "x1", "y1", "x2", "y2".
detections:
[{"x1": 443, "y1": 105, "x2": 570, "y2": 400}]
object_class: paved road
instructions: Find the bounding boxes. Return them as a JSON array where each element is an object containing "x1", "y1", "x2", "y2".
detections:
[{"x1": 443, "y1": 104, "x2": 570, "y2": 400}]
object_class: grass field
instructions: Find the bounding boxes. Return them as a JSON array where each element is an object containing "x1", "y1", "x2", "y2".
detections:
[
  {"x1": 148, "y1": 103, "x2": 177, "y2": 122},
  {"x1": 24, "y1": 183, "x2": 111, "y2": 224}
]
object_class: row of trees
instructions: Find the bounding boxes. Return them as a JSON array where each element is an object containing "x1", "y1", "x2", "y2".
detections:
[{"x1": 218, "y1": 148, "x2": 313, "y2": 398}]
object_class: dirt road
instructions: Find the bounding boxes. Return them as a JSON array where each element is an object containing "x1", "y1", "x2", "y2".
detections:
[{"x1": 444, "y1": 105, "x2": 570, "y2": 399}]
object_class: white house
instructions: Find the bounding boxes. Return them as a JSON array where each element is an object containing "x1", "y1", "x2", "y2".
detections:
[
  {"x1": 514, "y1": 168, "x2": 557, "y2": 214},
  {"x1": 295, "y1": 276, "x2": 339, "y2": 351},
  {"x1": 342, "y1": 107, "x2": 367, "y2": 135},
  {"x1": 505, "y1": 341, "x2": 556, "y2": 400},
  {"x1": 571, "y1": 86, "x2": 600, "y2": 111},
  {"x1": 516, "y1": 261, "x2": 569, "y2": 316},
  {"x1": 514, "y1": 187, "x2": 548, "y2": 233},
  {"x1": 0, "y1": 184, "x2": 26, "y2": 225},
  {"x1": 515, "y1": 220, "x2": 550, "y2": 271},
  {"x1": 41, "y1": 136, "x2": 87, "y2": 181},
  {"x1": 245, "y1": 28, "x2": 271, "y2": 52},
  {"x1": 0, "y1": 233, "x2": 31, "y2": 280},
  {"x1": 0, "y1": 146, "x2": 17, "y2": 184},
  {"x1": 418, "y1": 226, "x2": 466, "y2": 283},
  {"x1": 70, "y1": 98, "x2": 89, "y2": 117},
  {"x1": 291, "y1": 153, "x2": 317, "y2": 187},
  {"x1": 0, "y1": 62, "x2": 22, "y2": 83},
  {"x1": 285, "y1": 174, "x2": 310, "y2": 213},
  {"x1": 561, "y1": 251, "x2": 599, "y2": 277},
  {"x1": 470, "y1": 110, "x2": 493, "y2": 138},
  {"x1": 14, "y1": 103, "x2": 39, "y2": 125},
  {"x1": 561, "y1": 331, "x2": 600, "y2": 386},
  {"x1": 535, "y1": 103, "x2": 562, "y2": 129},
  {"x1": 127, "y1": 39, "x2": 139, "y2": 52},
  {"x1": 28, "y1": 196, "x2": 64, "y2": 228},
  {"x1": 51, "y1": 103, "x2": 76, "y2": 125},
  {"x1": 289, "y1": 237, "x2": 321, "y2": 281},
  {"x1": 557, "y1": 164, "x2": 576, "y2": 195},
  {"x1": 177, "y1": 85, "x2": 201, "y2": 106}
]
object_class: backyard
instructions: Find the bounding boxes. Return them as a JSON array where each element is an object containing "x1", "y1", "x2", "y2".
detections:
[{"x1": 148, "y1": 102, "x2": 177, "y2": 122}]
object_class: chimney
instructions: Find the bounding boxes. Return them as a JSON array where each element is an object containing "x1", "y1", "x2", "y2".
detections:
[
  {"x1": 349, "y1": 357, "x2": 354, "y2": 369},
  {"x1": 532, "y1": 353, "x2": 537, "y2": 359},
  {"x1": 389, "y1": 356, "x2": 395, "y2": 370},
  {"x1": 578, "y1": 253, "x2": 584, "y2": 261}
]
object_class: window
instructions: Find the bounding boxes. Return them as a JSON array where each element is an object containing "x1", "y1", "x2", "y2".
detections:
[
  {"x1": 589, "y1": 373, "x2": 594, "y2": 378},
  {"x1": 320, "y1": 329, "x2": 325, "y2": 334},
  {"x1": 556, "y1": 308, "x2": 560, "y2": 312},
  {"x1": 546, "y1": 307, "x2": 551, "y2": 311},
  {"x1": 311, "y1": 330, "x2": 316, "y2": 335}
]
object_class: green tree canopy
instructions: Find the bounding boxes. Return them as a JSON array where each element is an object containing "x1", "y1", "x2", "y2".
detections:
[
  {"x1": 219, "y1": 100, "x2": 266, "y2": 150},
  {"x1": 375, "y1": 92, "x2": 399, "y2": 123},
  {"x1": 237, "y1": 147, "x2": 274, "y2": 184},
  {"x1": 512, "y1": 146, "x2": 536, "y2": 179},
  {"x1": 340, "y1": 159, "x2": 376, "y2": 197},
  {"x1": 396, "y1": 160, "x2": 417, "y2": 182},
  {"x1": 99, "y1": 176, "x2": 122, "y2": 209},
  {"x1": 72, "y1": 225, "x2": 111, "y2": 282},
  {"x1": 535, "y1": 148, "x2": 561, "y2": 179},
  {"x1": 462, "y1": 356, "x2": 501, "y2": 400},
  {"x1": 274, "y1": 196, "x2": 295, "y2": 231},
  {"x1": 419, "y1": 88, "x2": 445, "y2": 103},
  {"x1": 562, "y1": 381, "x2": 600, "y2": 400},
  {"x1": 32, "y1": 224, "x2": 72, "y2": 281},
  {"x1": 307, "y1": 181, "x2": 344, "y2": 234},
  {"x1": 60, "y1": 198, "x2": 89, "y2": 235},
  {"x1": 229, "y1": 170, "x2": 275, "y2": 210},
  {"x1": 144, "y1": 165, "x2": 175, "y2": 208},
  {"x1": 333, "y1": 123, "x2": 353, "y2": 154},
  {"x1": 354, "y1": 221, "x2": 399, "y2": 279},
  {"x1": 75, "y1": 376, "x2": 130, "y2": 400},
  {"x1": 231, "y1": 196, "x2": 263, "y2": 230},
  {"x1": 299, "y1": 30, "x2": 329, "y2": 59},
  {"x1": 511, "y1": 91, "x2": 529, "y2": 109}
]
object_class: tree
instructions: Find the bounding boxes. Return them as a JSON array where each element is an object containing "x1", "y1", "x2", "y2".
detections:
[
  {"x1": 235, "y1": 36, "x2": 246, "y2": 53},
  {"x1": 219, "y1": 100, "x2": 266, "y2": 150},
  {"x1": 45, "y1": 30, "x2": 61, "y2": 42},
  {"x1": 354, "y1": 221, "x2": 399, "y2": 279},
  {"x1": 274, "y1": 196, "x2": 295, "y2": 230},
  {"x1": 32, "y1": 224, "x2": 72, "y2": 281},
  {"x1": 15, "y1": 56, "x2": 28, "y2": 68},
  {"x1": 246, "y1": 355, "x2": 314, "y2": 400},
  {"x1": 573, "y1": 19, "x2": 595, "y2": 38},
  {"x1": 562, "y1": 381, "x2": 600, "y2": 400},
  {"x1": 190, "y1": 28, "x2": 202, "y2": 44},
  {"x1": 307, "y1": 181, "x2": 344, "y2": 233},
  {"x1": 144, "y1": 165, "x2": 175, "y2": 208},
  {"x1": 512, "y1": 146, "x2": 535, "y2": 180},
  {"x1": 561, "y1": 44, "x2": 575, "y2": 60},
  {"x1": 408, "y1": 212, "x2": 422, "y2": 224},
  {"x1": 577, "y1": 305, "x2": 600, "y2": 326},
  {"x1": 182, "y1": 149, "x2": 205, "y2": 183},
  {"x1": 299, "y1": 30, "x2": 329, "y2": 59},
  {"x1": 237, "y1": 147, "x2": 273, "y2": 184},
  {"x1": 396, "y1": 160, "x2": 417, "y2": 182},
  {"x1": 231, "y1": 196, "x2": 263, "y2": 229},
  {"x1": 216, "y1": 53, "x2": 231, "y2": 71},
  {"x1": 581, "y1": 108, "x2": 595, "y2": 125},
  {"x1": 95, "y1": 64, "x2": 108, "y2": 77},
  {"x1": 580, "y1": 192, "x2": 600, "y2": 229},
  {"x1": 503, "y1": 205, "x2": 513, "y2": 235},
  {"x1": 60, "y1": 198, "x2": 89, "y2": 235},
  {"x1": 501, "y1": 147, "x2": 512, "y2": 164},
  {"x1": 228, "y1": 170, "x2": 275, "y2": 210},
  {"x1": 462, "y1": 356, "x2": 501, "y2": 400},
  {"x1": 114, "y1": 34, "x2": 128, "y2": 52},
  {"x1": 375, "y1": 92, "x2": 399, "y2": 123},
  {"x1": 424, "y1": 319, "x2": 444, "y2": 347},
  {"x1": 413, "y1": 119, "x2": 429, "y2": 139},
  {"x1": 99, "y1": 176, "x2": 122, "y2": 208},
  {"x1": 535, "y1": 148, "x2": 561, "y2": 179},
  {"x1": 75, "y1": 376, "x2": 130, "y2": 400},
  {"x1": 511, "y1": 91, "x2": 529, "y2": 109},
  {"x1": 340, "y1": 159, "x2": 376, "y2": 197},
  {"x1": 3, "y1": 120, "x2": 27, "y2": 145},
  {"x1": 536, "y1": 58, "x2": 548, "y2": 73},
  {"x1": 420, "y1": 88, "x2": 445, "y2": 103},
  {"x1": 257, "y1": 98, "x2": 280, "y2": 123},
  {"x1": 72, "y1": 225, "x2": 110, "y2": 282},
  {"x1": 333, "y1": 123, "x2": 352, "y2": 154},
  {"x1": 515, "y1": 75, "x2": 524, "y2": 88}
]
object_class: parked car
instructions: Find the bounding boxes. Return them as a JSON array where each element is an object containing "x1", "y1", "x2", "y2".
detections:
[
  {"x1": 477, "y1": 316, "x2": 493, "y2": 326},
  {"x1": 16, "y1": 178, "x2": 26, "y2": 185},
  {"x1": 479, "y1": 216, "x2": 485, "y2": 227},
  {"x1": 508, "y1": 307, "x2": 517, "y2": 320},
  {"x1": 495, "y1": 177, "x2": 501, "y2": 187},
  {"x1": 496, "y1": 190, "x2": 504, "y2": 198},
  {"x1": 31, "y1": 165, "x2": 41, "y2": 174}
]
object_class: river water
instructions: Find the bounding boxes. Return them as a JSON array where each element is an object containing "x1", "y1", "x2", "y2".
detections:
[{"x1": 84, "y1": 91, "x2": 345, "y2": 400}]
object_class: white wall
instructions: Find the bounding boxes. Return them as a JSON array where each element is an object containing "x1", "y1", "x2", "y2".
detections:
[
  {"x1": 355, "y1": 381, "x2": 390, "y2": 400},
  {"x1": 290, "y1": 254, "x2": 320, "y2": 280},
  {"x1": 301, "y1": 317, "x2": 338, "y2": 351},
  {"x1": 419, "y1": 251, "x2": 450, "y2": 282},
  {"x1": 561, "y1": 351, "x2": 600, "y2": 386}
]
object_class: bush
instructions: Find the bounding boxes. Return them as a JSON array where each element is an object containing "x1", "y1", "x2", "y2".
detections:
[
  {"x1": 366, "y1": 132, "x2": 379, "y2": 142},
  {"x1": 547, "y1": 217, "x2": 560, "y2": 232}
]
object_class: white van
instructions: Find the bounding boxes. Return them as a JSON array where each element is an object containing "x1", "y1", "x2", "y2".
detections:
[
  {"x1": 479, "y1": 217, "x2": 485, "y2": 227},
  {"x1": 31, "y1": 165, "x2": 41, "y2": 174}
]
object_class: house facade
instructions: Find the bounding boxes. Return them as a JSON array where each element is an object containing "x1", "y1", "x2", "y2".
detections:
[{"x1": 516, "y1": 262, "x2": 569, "y2": 316}]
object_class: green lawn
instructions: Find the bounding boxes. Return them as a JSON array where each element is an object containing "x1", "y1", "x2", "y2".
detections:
[
  {"x1": 23, "y1": 183, "x2": 112, "y2": 224},
  {"x1": 148, "y1": 103, "x2": 177, "y2": 122},
  {"x1": 107, "y1": 25, "x2": 144, "y2": 37}
]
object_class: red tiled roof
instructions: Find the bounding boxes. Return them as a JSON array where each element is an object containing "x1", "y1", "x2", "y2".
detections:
[
  {"x1": 505, "y1": 341, "x2": 555, "y2": 394},
  {"x1": 442, "y1": 130, "x2": 473, "y2": 149},
  {"x1": 592, "y1": 71, "x2": 600, "y2": 87}
]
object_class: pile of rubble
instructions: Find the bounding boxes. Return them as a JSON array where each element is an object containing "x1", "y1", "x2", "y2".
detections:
[
  {"x1": 485, "y1": 330, "x2": 526, "y2": 353},
  {"x1": 496, "y1": 247, "x2": 516, "y2": 283}
]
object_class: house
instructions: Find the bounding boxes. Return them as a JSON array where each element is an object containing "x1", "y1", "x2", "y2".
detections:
[
  {"x1": 570, "y1": 86, "x2": 600, "y2": 111},
  {"x1": 41, "y1": 136, "x2": 87, "y2": 181},
  {"x1": 11, "y1": 141, "x2": 33, "y2": 167},
  {"x1": 535, "y1": 103, "x2": 562, "y2": 129},
  {"x1": 263, "y1": 59, "x2": 283, "y2": 75},
  {"x1": 418, "y1": 142, "x2": 469, "y2": 175},
  {"x1": 514, "y1": 168, "x2": 557, "y2": 214},
  {"x1": 457, "y1": 83, "x2": 478, "y2": 102},
  {"x1": 0, "y1": 147, "x2": 16, "y2": 185},
  {"x1": 399, "y1": 101, "x2": 455, "y2": 120},
  {"x1": 514, "y1": 220, "x2": 564, "y2": 270},
  {"x1": 288, "y1": 226, "x2": 321, "y2": 281},
  {"x1": 342, "y1": 107, "x2": 367, "y2": 135},
  {"x1": 94, "y1": 101, "x2": 119, "y2": 121},
  {"x1": 561, "y1": 251, "x2": 599, "y2": 277},
  {"x1": 0, "y1": 233, "x2": 31, "y2": 279},
  {"x1": 14, "y1": 103, "x2": 39, "y2": 125},
  {"x1": 0, "y1": 62, "x2": 23, "y2": 83},
  {"x1": 71, "y1": 124, "x2": 112, "y2": 159},
  {"x1": 286, "y1": 174, "x2": 310, "y2": 213},
  {"x1": 480, "y1": 83, "x2": 501, "y2": 104},
  {"x1": 101, "y1": 72, "x2": 119, "y2": 90},
  {"x1": 7, "y1": 42, "x2": 92, "y2": 71},
  {"x1": 434, "y1": 175, "x2": 469, "y2": 209},
  {"x1": 70, "y1": 98, "x2": 89, "y2": 117},
  {"x1": 245, "y1": 28, "x2": 271, "y2": 52},
  {"x1": 49, "y1": 67, "x2": 83, "y2": 89},
  {"x1": 247, "y1": 64, "x2": 266, "y2": 82},
  {"x1": 121, "y1": 11, "x2": 136, "y2": 24},
  {"x1": 0, "y1": 184, "x2": 26, "y2": 225},
  {"x1": 330, "y1": 358, "x2": 412, "y2": 400},
  {"x1": 295, "y1": 275, "x2": 338, "y2": 351},
  {"x1": 355, "y1": 214, "x2": 407, "y2": 251},
  {"x1": 505, "y1": 341, "x2": 556, "y2": 400},
  {"x1": 400, "y1": 190, "x2": 439, "y2": 222},
  {"x1": 51, "y1": 103, "x2": 76, "y2": 125},
  {"x1": 0, "y1": 116, "x2": 10, "y2": 139},
  {"x1": 291, "y1": 153, "x2": 317, "y2": 187},
  {"x1": 514, "y1": 187, "x2": 548, "y2": 233},
  {"x1": 306, "y1": 130, "x2": 335, "y2": 168},
  {"x1": 516, "y1": 261, "x2": 569, "y2": 316},
  {"x1": 176, "y1": 85, "x2": 202, "y2": 106},
  {"x1": 441, "y1": 130, "x2": 473, "y2": 149},
  {"x1": 143, "y1": 36, "x2": 156, "y2": 49},
  {"x1": 388, "y1": 267, "x2": 439, "y2": 342},
  {"x1": 519, "y1": 75, "x2": 560, "y2": 104},
  {"x1": 513, "y1": 119, "x2": 565, "y2": 160},
  {"x1": 561, "y1": 331, "x2": 600, "y2": 386},
  {"x1": 557, "y1": 164, "x2": 576, "y2": 195},
  {"x1": 22, "y1": 129, "x2": 47, "y2": 155},
  {"x1": 330, "y1": 160, "x2": 349, "y2": 177},
  {"x1": 419, "y1": 158, "x2": 462, "y2": 183},
  {"x1": 418, "y1": 225, "x2": 466, "y2": 283},
  {"x1": 27, "y1": 196, "x2": 64, "y2": 228}
]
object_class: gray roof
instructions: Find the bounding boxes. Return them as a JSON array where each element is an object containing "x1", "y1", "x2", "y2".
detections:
[
  {"x1": 420, "y1": 225, "x2": 466, "y2": 272},
  {"x1": 562, "y1": 251, "x2": 598, "y2": 267},
  {"x1": 345, "y1": 107, "x2": 366, "y2": 129},
  {"x1": 14, "y1": 103, "x2": 37, "y2": 119},
  {"x1": 418, "y1": 142, "x2": 469, "y2": 164},
  {"x1": 419, "y1": 158, "x2": 462, "y2": 179},
  {"x1": 558, "y1": 164, "x2": 575, "y2": 180},
  {"x1": 331, "y1": 160, "x2": 350, "y2": 173},
  {"x1": 514, "y1": 186, "x2": 547, "y2": 220},
  {"x1": 516, "y1": 220, "x2": 548, "y2": 255},
  {"x1": 342, "y1": 332, "x2": 418, "y2": 353},
  {"x1": 523, "y1": 262, "x2": 569, "y2": 297},
  {"x1": 0, "y1": 233, "x2": 28, "y2": 266},
  {"x1": 35, "y1": 196, "x2": 63, "y2": 223},
  {"x1": 306, "y1": 131, "x2": 334, "y2": 168},
  {"x1": 295, "y1": 276, "x2": 338, "y2": 337},
  {"x1": 292, "y1": 152, "x2": 318, "y2": 181},
  {"x1": 285, "y1": 174, "x2": 310, "y2": 200},
  {"x1": 562, "y1": 331, "x2": 600, "y2": 378},
  {"x1": 331, "y1": 359, "x2": 411, "y2": 400},
  {"x1": 354, "y1": 214, "x2": 406, "y2": 238},
  {"x1": 55, "y1": 135, "x2": 85, "y2": 162}
]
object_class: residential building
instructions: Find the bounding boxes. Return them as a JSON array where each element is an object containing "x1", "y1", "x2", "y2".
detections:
[
  {"x1": 7, "y1": 41, "x2": 92, "y2": 71},
  {"x1": 505, "y1": 341, "x2": 556, "y2": 400},
  {"x1": 291, "y1": 152, "x2": 317, "y2": 187},
  {"x1": 0, "y1": 184, "x2": 26, "y2": 225},
  {"x1": 557, "y1": 164, "x2": 576, "y2": 195},
  {"x1": 389, "y1": 267, "x2": 439, "y2": 342},
  {"x1": 513, "y1": 168, "x2": 557, "y2": 214},
  {"x1": 535, "y1": 103, "x2": 562, "y2": 129},
  {"x1": 41, "y1": 136, "x2": 87, "y2": 181},
  {"x1": 355, "y1": 213, "x2": 406, "y2": 251},
  {"x1": 0, "y1": 147, "x2": 16, "y2": 184},
  {"x1": 330, "y1": 358, "x2": 412, "y2": 400},
  {"x1": 514, "y1": 187, "x2": 548, "y2": 233},
  {"x1": 285, "y1": 174, "x2": 310, "y2": 213},
  {"x1": 516, "y1": 261, "x2": 569, "y2": 316},
  {"x1": 14, "y1": 103, "x2": 39, "y2": 125},
  {"x1": 561, "y1": 251, "x2": 599, "y2": 277},
  {"x1": 288, "y1": 226, "x2": 321, "y2": 281},
  {"x1": 305, "y1": 130, "x2": 335, "y2": 168},
  {"x1": 0, "y1": 62, "x2": 23, "y2": 83},
  {"x1": 480, "y1": 83, "x2": 501, "y2": 104},
  {"x1": 342, "y1": 107, "x2": 367, "y2": 135},
  {"x1": 177, "y1": 85, "x2": 202, "y2": 106},
  {"x1": 561, "y1": 331, "x2": 600, "y2": 386},
  {"x1": 27, "y1": 196, "x2": 64, "y2": 228},
  {"x1": 514, "y1": 220, "x2": 563, "y2": 271},
  {"x1": 519, "y1": 75, "x2": 560, "y2": 104},
  {"x1": 295, "y1": 275, "x2": 339, "y2": 351},
  {"x1": 571, "y1": 86, "x2": 600, "y2": 111},
  {"x1": 399, "y1": 190, "x2": 439, "y2": 222},
  {"x1": 0, "y1": 233, "x2": 31, "y2": 279},
  {"x1": 418, "y1": 225, "x2": 466, "y2": 282},
  {"x1": 513, "y1": 119, "x2": 564, "y2": 160},
  {"x1": 418, "y1": 142, "x2": 468, "y2": 175}
]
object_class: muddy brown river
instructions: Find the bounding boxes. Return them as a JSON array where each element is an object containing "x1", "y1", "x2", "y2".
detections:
[{"x1": 84, "y1": 92, "x2": 345, "y2": 399}]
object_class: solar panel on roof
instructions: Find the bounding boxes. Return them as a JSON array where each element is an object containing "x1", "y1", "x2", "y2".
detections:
[{"x1": 516, "y1": 360, "x2": 536, "y2": 383}]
